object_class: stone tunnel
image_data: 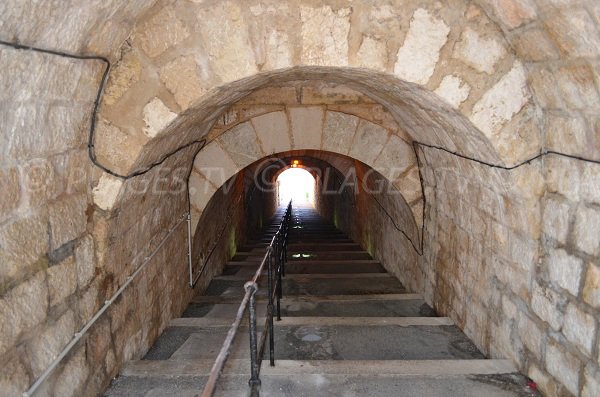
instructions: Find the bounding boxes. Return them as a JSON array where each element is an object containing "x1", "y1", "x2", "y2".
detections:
[{"x1": 1, "y1": 1, "x2": 600, "y2": 396}]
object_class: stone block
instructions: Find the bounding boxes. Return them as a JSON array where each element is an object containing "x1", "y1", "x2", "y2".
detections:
[
  {"x1": 394, "y1": 8, "x2": 449, "y2": 85},
  {"x1": 563, "y1": 303, "x2": 596, "y2": 356},
  {"x1": 75, "y1": 235, "x2": 96, "y2": 288},
  {"x1": 189, "y1": 171, "x2": 218, "y2": 212},
  {"x1": 531, "y1": 283, "x2": 564, "y2": 331},
  {"x1": 289, "y1": 107, "x2": 324, "y2": 150},
  {"x1": 251, "y1": 111, "x2": 291, "y2": 155},
  {"x1": 545, "y1": 156, "x2": 580, "y2": 202},
  {"x1": 356, "y1": 36, "x2": 387, "y2": 71},
  {"x1": 574, "y1": 206, "x2": 600, "y2": 256},
  {"x1": 555, "y1": 63, "x2": 600, "y2": 110},
  {"x1": 512, "y1": 28, "x2": 559, "y2": 61},
  {"x1": 470, "y1": 61, "x2": 530, "y2": 137},
  {"x1": 93, "y1": 173, "x2": 123, "y2": 211},
  {"x1": 487, "y1": 0, "x2": 537, "y2": 29},
  {"x1": 300, "y1": 5, "x2": 351, "y2": 66},
  {"x1": 545, "y1": 341, "x2": 581, "y2": 395},
  {"x1": 434, "y1": 75, "x2": 470, "y2": 108},
  {"x1": 136, "y1": 8, "x2": 190, "y2": 58},
  {"x1": 322, "y1": 111, "x2": 359, "y2": 154},
  {"x1": 264, "y1": 30, "x2": 292, "y2": 70},
  {"x1": 583, "y1": 263, "x2": 600, "y2": 308},
  {"x1": 197, "y1": 2, "x2": 257, "y2": 82},
  {"x1": 27, "y1": 310, "x2": 76, "y2": 377},
  {"x1": 373, "y1": 135, "x2": 414, "y2": 179},
  {"x1": 193, "y1": 141, "x2": 239, "y2": 189},
  {"x1": 49, "y1": 194, "x2": 88, "y2": 251},
  {"x1": 544, "y1": 8, "x2": 600, "y2": 58},
  {"x1": 0, "y1": 167, "x2": 20, "y2": 221},
  {"x1": 103, "y1": 50, "x2": 141, "y2": 106},
  {"x1": 0, "y1": 355, "x2": 30, "y2": 397},
  {"x1": 142, "y1": 97, "x2": 177, "y2": 138},
  {"x1": 453, "y1": 27, "x2": 506, "y2": 74},
  {"x1": 160, "y1": 56, "x2": 206, "y2": 111},
  {"x1": 545, "y1": 114, "x2": 589, "y2": 156},
  {"x1": 582, "y1": 365, "x2": 600, "y2": 397},
  {"x1": 547, "y1": 248, "x2": 583, "y2": 296},
  {"x1": 528, "y1": 364, "x2": 559, "y2": 397},
  {"x1": 517, "y1": 313, "x2": 543, "y2": 360},
  {"x1": 218, "y1": 122, "x2": 263, "y2": 167},
  {"x1": 53, "y1": 349, "x2": 89, "y2": 397},
  {"x1": 47, "y1": 256, "x2": 78, "y2": 307},
  {"x1": 78, "y1": 282, "x2": 99, "y2": 325},
  {"x1": 542, "y1": 196, "x2": 571, "y2": 244},
  {"x1": 349, "y1": 119, "x2": 389, "y2": 165},
  {"x1": 581, "y1": 162, "x2": 600, "y2": 205}
]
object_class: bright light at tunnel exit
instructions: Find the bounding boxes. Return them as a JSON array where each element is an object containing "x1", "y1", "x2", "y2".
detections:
[{"x1": 277, "y1": 168, "x2": 315, "y2": 207}]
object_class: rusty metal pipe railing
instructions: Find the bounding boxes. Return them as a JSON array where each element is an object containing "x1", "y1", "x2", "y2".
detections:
[{"x1": 200, "y1": 201, "x2": 292, "y2": 397}]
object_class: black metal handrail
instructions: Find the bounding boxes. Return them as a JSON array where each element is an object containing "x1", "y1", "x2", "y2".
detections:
[{"x1": 201, "y1": 201, "x2": 292, "y2": 397}]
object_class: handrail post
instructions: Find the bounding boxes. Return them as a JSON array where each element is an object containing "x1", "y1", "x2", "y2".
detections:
[
  {"x1": 276, "y1": 233, "x2": 282, "y2": 321},
  {"x1": 246, "y1": 282, "x2": 261, "y2": 393},
  {"x1": 267, "y1": 247, "x2": 275, "y2": 367}
]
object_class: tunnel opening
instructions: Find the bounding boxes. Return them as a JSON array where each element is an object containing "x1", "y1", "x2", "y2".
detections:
[{"x1": 276, "y1": 165, "x2": 316, "y2": 207}]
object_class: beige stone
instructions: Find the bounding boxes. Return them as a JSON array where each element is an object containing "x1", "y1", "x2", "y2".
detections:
[
  {"x1": 198, "y1": 2, "x2": 257, "y2": 82},
  {"x1": 289, "y1": 107, "x2": 324, "y2": 150},
  {"x1": 531, "y1": 283, "x2": 563, "y2": 331},
  {"x1": 251, "y1": 111, "x2": 291, "y2": 155},
  {"x1": 487, "y1": 0, "x2": 537, "y2": 29},
  {"x1": 512, "y1": 28, "x2": 559, "y2": 61},
  {"x1": 193, "y1": 141, "x2": 239, "y2": 189},
  {"x1": 517, "y1": 313, "x2": 543, "y2": 359},
  {"x1": 75, "y1": 235, "x2": 96, "y2": 288},
  {"x1": 142, "y1": 98, "x2": 177, "y2": 138},
  {"x1": 373, "y1": 135, "x2": 414, "y2": 179},
  {"x1": 103, "y1": 50, "x2": 141, "y2": 106},
  {"x1": 356, "y1": 36, "x2": 387, "y2": 71},
  {"x1": 546, "y1": 114, "x2": 589, "y2": 155},
  {"x1": 136, "y1": 8, "x2": 190, "y2": 58},
  {"x1": 542, "y1": 196, "x2": 570, "y2": 244},
  {"x1": 453, "y1": 28, "x2": 506, "y2": 74},
  {"x1": 300, "y1": 6, "x2": 351, "y2": 66},
  {"x1": 581, "y1": 162, "x2": 600, "y2": 205},
  {"x1": 322, "y1": 111, "x2": 359, "y2": 154},
  {"x1": 218, "y1": 122, "x2": 263, "y2": 167},
  {"x1": 434, "y1": 75, "x2": 470, "y2": 108},
  {"x1": 0, "y1": 167, "x2": 19, "y2": 220},
  {"x1": 27, "y1": 310, "x2": 76, "y2": 377},
  {"x1": 49, "y1": 194, "x2": 87, "y2": 250},
  {"x1": 582, "y1": 365, "x2": 600, "y2": 397},
  {"x1": 265, "y1": 30, "x2": 292, "y2": 70},
  {"x1": 394, "y1": 8, "x2": 449, "y2": 85},
  {"x1": 0, "y1": 272, "x2": 48, "y2": 357},
  {"x1": 555, "y1": 64, "x2": 600, "y2": 110},
  {"x1": 545, "y1": 342, "x2": 580, "y2": 395},
  {"x1": 0, "y1": 355, "x2": 29, "y2": 397},
  {"x1": 93, "y1": 173, "x2": 123, "y2": 211},
  {"x1": 546, "y1": 249, "x2": 583, "y2": 297},
  {"x1": 583, "y1": 263, "x2": 600, "y2": 308},
  {"x1": 574, "y1": 206, "x2": 600, "y2": 256},
  {"x1": 160, "y1": 56, "x2": 206, "y2": 110},
  {"x1": 48, "y1": 256, "x2": 78, "y2": 306},
  {"x1": 563, "y1": 303, "x2": 596, "y2": 356},
  {"x1": 349, "y1": 120, "x2": 389, "y2": 165},
  {"x1": 53, "y1": 349, "x2": 89, "y2": 397},
  {"x1": 544, "y1": 8, "x2": 600, "y2": 58},
  {"x1": 470, "y1": 62, "x2": 530, "y2": 136}
]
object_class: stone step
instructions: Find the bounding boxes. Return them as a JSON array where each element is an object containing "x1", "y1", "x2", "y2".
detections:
[
  {"x1": 182, "y1": 295, "x2": 435, "y2": 318},
  {"x1": 191, "y1": 293, "x2": 422, "y2": 304},
  {"x1": 223, "y1": 260, "x2": 385, "y2": 274},
  {"x1": 203, "y1": 275, "x2": 405, "y2": 296},
  {"x1": 243, "y1": 243, "x2": 363, "y2": 252},
  {"x1": 214, "y1": 273, "x2": 393, "y2": 281},
  {"x1": 232, "y1": 251, "x2": 372, "y2": 261}
]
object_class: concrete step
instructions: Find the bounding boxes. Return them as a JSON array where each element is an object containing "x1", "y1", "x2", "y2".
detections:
[
  {"x1": 203, "y1": 275, "x2": 405, "y2": 296},
  {"x1": 243, "y1": 243, "x2": 363, "y2": 252},
  {"x1": 233, "y1": 251, "x2": 372, "y2": 261},
  {"x1": 214, "y1": 272, "x2": 393, "y2": 281},
  {"x1": 107, "y1": 359, "x2": 534, "y2": 397},
  {"x1": 223, "y1": 260, "x2": 385, "y2": 274},
  {"x1": 191, "y1": 293, "x2": 422, "y2": 304},
  {"x1": 182, "y1": 295, "x2": 435, "y2": 318}
]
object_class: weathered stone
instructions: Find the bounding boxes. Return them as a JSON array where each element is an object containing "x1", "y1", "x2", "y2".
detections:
[
  {"x1": 53, "y1": 349, "x2": 89, "y2": 397},
  {"x1": 547, "y1": 248, "x2": 583, "y2": 296},
  {"x1": 356, "y1": 36, "x2": 387, "y2": 71},
  {"x1": 142, "y1": 98, "x2": 177, "y2": 138},
  {"x1": 300, "y1": 6, "x2": 351, "y2": 66},
  {"x1": 487, "y1": 0, "x2": 537, "y2": 29},
  {"x1": 574, "y1": 205, "x2": 600, "y2": 256},
  {"x1": 322, "y1": 111, "x2": 359, "y2": 154},
  {"x1": 373, "y1": 135, "x2": 414, "y2": 179},
  {"x1": 581, "y1": 162, "x2": 600, "y2": 205},
  {"x1": 517, "y1": 313, "x2": 543, "y2": 359},
  {"x1": 0, "y1": 355, "x2": 29, "y2": 397},
  {"x1": 265, "y1": 30, "x2": 292, "y2": 70},
  {"x1": 528, "y1": 364, "x2": 559, "y2": 397},
  {"x1": 563, "y1": 303, "x2": 596, "y2": 356},
  {"x1": 545, "y1": 157, "x2": 580, "y2": 202},
  {"x1": 434, "y1": 75, "x2": 470, "y2": 108},
  {"x1": 27, "y1": 310, "x2": 76, "y2": 377},
  {"x1": 542, "y1": 196, "x2": 570, "y2": 244},
  {"x1": 251, "y1": 111, "x2": 291, "y2": 155},
  {"x1": 198, "y1": 2, "x2": 257, "y2": 82},
  {"x1": 218, "y1": 122, "x2": 263, "y2": 167},
  {"x1": 189, "y1": 171, "x2": 218, "y2": 212},
  {"x1": 453, "y1": 28, "x2": 506, "y2": 74},
  {"x1": 78, "y1": 282, "x2": 98, "y2": 325},
  {"x1": 582, "y1": 365, "x2": 600, "y2": 397},
  {"x1": 0, "y1": 211, "x2": 49, "y2": 292},
  {"x1": 136, "y1": 8, "x2": 190, "y2": 58},
  {"x1": 47, "y1": 255, "x2": 78, "y2": 306},
  {"x1": 544, "y1": 8, "x2": 600, "y2": 58},
  {"x1": 583, "y1": 263, "x2": 600, "y2": 308},
  {"x1": 93, "y1": 174, "x2": 123, "y2": 211},
  {"x1": 546, "y1": 114, "x2": 589, "y2": 155},
  {"x1": 545, "y1": 342, "x2": 581, "y2": 395},
  {"x1": 193, "y1": 141, "x2": 239, "y2": 189},
  {"x1": 512, "y1": 28, "x2": 559, "y2": 61},
  {"x1": 75, "y1": 235, "x2": 96, "y2": 288},
  {"x1": 0, "y1": 272, "x2": 48, "y2": 357},
  {"x1": 103, "y1": 50, "x2": 141, "y2": 106},
  {"x1": 160, "y1": 56, "x2": 206, "y2": 111},
  {"x1": 49, "y1": 194, "x2": 88, "y2": 250},
  {"x1": 470, "y1": 61, "x2": 530, "y2": 137},
  {"x1": 394, "y1": 8, "x2": 449, "y2": 85},
  {"x1": 349, "y1": 120, "x2": 389, "y2": 165},
  {"x1": 289, "y1": 107, "x2": 324, "y2": 150},
  {"x1": 0, "y1": 167, "x2": 20, "y2": 220},
  {"x1": 531, "y1": 283, "x2": 563, "y2": 331},
  {"x1": 555, "y1": 63, "x2": 600, "y2": 110}
]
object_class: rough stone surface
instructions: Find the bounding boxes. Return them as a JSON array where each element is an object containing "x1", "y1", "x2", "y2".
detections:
[
  {"x1": 27, "y1": 310, "x2": 76, "y2": 377},
  {"x1": 251, "y1": 111, "x2": 291, "y2": 155},
  {"x1": 531, "y1": 283, "x2": 563, "y2": 331},
  {"x1": 563, "y1": 303, "x2": 596, "y2": 356},
  {"x1": 356, "y1": 36, "x2": 387, "y2": 71},
  {"x1": 544, "y1": 8, "x2": 600, "y2": 58},
  {"x1": 160, "y1": 56, "x2": 206, "y2": 110},
  {"x1": 322, "y1": 111, "x2": 359, "y2": 154},
  {"x1": 434, "y1": 75, "x2": 470, "y2": 108},
  {"x1": 47, "y1": 256, "x2": 77, "y2": 306},
  {"x1": 349, "y1": 120, "x2": 389, "y2": 165},
  {"x1": 573, "y1": 206, "x2": 600, "y2": 256},
  {"x1": 487, "y1": 0, "x2": 537, "y2": 29},
  {"x1": 217, "y1": 122, "x2": 263, "y2": 167},
  {"x1": 0, "y1": 355, "x2": 30, "y2": 397},
  {"x1": 75, "y1": 235, "x2": 96, "y2": 288},
  {"x1": 136, "y1": 8, "x2": 190, "y2": 58},
  {"x1": 93, "y1": 174, "x2": 123, "y2": 211},
  {"x1": 545, "y1": 342, "x2": 580, "y2": 395},
  {"x1": 48, "y1": 194, "x2": 87, "y2": 250},
  {"x1": 453, "y1": 28, "x2": 506, "y2": 74},
  {"x1": 103, "y1": 51, "x2": 141, "y2": 106},
  {"x1": 300, "y1": 6, "x2": 351, "y2": 66},
  {"x1": 583, "y1": 263, "x2": 600, "y2": 308},
  {"x1": 0, "y1": 167, "x2": 20, "y2": 221},
  {"x1": 546, "y1": 248, "x2": 583, "y2": 296},
  {"x1": 193, "y1": 141, "x2": 239, "y2": 189},
  {"x1": 142, "y1": 98, "x2": 177, "y2": 138},
  {"x1": 394, "y1": 8, "x2": 449, "y2": 85}
]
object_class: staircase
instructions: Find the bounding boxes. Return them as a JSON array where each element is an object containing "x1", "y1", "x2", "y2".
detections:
[{"x1": 105, "y1": 206, "x2": 537, "y2": 397}]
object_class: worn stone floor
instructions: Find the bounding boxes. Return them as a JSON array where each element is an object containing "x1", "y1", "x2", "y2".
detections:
[{"x1": 105, "y1": 206, "x2": 539, "y2": 397}]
